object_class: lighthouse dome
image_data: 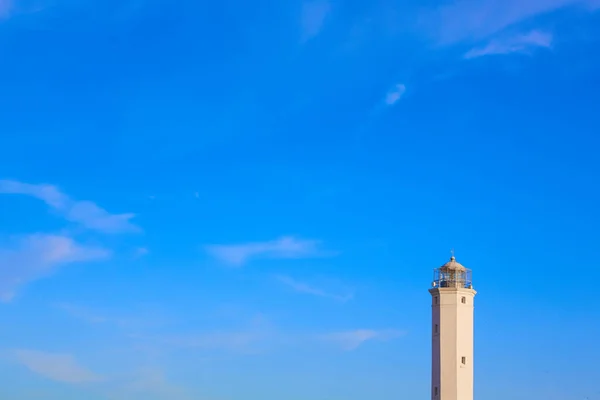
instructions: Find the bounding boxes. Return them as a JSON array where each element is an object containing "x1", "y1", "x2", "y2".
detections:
[{"x1": 440, "y1": 256, "x2": 466, "y2": 271}]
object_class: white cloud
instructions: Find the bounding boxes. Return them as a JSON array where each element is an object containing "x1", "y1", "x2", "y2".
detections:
[
  {"x1": 422, "y1": 0, "x2": 594, "y2": 45},
  {"x1": 385, "y1": 83, "x2": 406, "y2": 105},
  {"x1": 276, "y1": 275, "x2": 353, "y2": 302},
  {"x1": 320, "y1": 329, "x2": 406, "y2": 351},
  {"x1": 0, "y1": 180, "x2": 140, "y2": 234},
  {"x1": 0, "y1": 234, "x2": 110, "y2": 301},
  {"x1": 465, "y1": 30, "x2": 553, "y2": 58},
  {"x1": 300, "y1": 0, "x2": 331, "y2": 42},
  {"x1": 205, "y1": 236, "x2": 330, "y2": 267},
  {"x1": 14, "y1": 349, "x2": 103, "y2": 384}
]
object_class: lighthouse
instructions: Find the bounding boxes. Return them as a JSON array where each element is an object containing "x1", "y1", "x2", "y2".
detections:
[{"x1": 429, "y1": 255, "x2": 476, "y2": 400}]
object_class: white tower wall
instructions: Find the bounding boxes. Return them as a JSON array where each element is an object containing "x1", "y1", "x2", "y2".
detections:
[{"x1": 429, "y1": 257, "x2": 476, "y2": 400}]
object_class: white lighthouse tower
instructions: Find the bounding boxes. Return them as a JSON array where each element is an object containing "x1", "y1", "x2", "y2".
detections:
[{"x1": 429, "y1": 254, "x2": 476, "y2": 400}]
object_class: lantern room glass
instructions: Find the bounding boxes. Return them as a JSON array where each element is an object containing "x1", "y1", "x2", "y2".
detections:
[{"x1": 432, "y1": 267, "x2": 473, "y2": 289}]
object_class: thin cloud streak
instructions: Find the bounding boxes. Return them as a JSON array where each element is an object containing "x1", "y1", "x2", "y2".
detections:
[
  {"x1": 422, "y1": 0, "x2": 595, "y2": 45},
  {"x1": 14, "y1": 349, "x2": 103, "y2": 384},
  {"x1": 465, "y1": 30, "x2": 553, "y2": 58},
  {"x1": 112, "y1": 367, "x2": 193, "y2": 400},
  {"x1": 385, "y1": 83, "x2": 406, "y2": 105},
  {"x1": 164, "y1": 331, "x2": 268, "y2": 353},
  {"x1": 13, "y1": 349, "x2": 192, "y2": 398},
  {"x1": 0, "y1": 0, "x2": 11, "y2": 18},
  {"x1": 134, "y1": 247, "x2": 149, "y2": 257},
  {"x1": 276, "y1": 275, "x2": 353, "y2": 302},
  {"x1": 300, "y1": 0, "x2": 331, "y2": 42},
  {"x1": 57, "y1": 303, "x2": 172, "y2": 333},
  {"x1": 0, "y1": 180, "x2": 140, "y2": 234},
  {"x1": 137, "y1": 326, "x2": 404, "y2": 355},
  {"x1": 113, "y1": 311, "x2": 402, "y2": 356},
  {"x1": 205, "y1": 236, "x2": 332, "y2": 267},
  {"x1": 0, "y1": 234, "x2": 110, "y2": 301},
  {"x1": 55, "y1": 303, "x2": 110, "y2": 325},
  {"x1": 150, "y1": 314, "x2": 275, "y2": 355},
  {"x1": 320, "y1": 329, "x2": 407, "y2": 351}
]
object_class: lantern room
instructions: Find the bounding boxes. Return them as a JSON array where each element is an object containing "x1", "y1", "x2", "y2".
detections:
[{"x1": 431, "y1": 256, "x2": 473, "y2": 289}]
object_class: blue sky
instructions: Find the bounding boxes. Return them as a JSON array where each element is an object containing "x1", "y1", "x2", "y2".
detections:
[{"x1": 1, "y1": 0, "x2": 600, "y2": 398}]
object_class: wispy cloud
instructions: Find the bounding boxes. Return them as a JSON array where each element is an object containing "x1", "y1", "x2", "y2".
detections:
[
  {"x1": 385, "y1": 83, "x2": 406, "y2": 106},
  {"x1": 276, "y1": 275, "x2": 353, "y2": 302},
  {"x1": 465, "y1": 30, "x2": 553, "y2": 58},
  {"x1": 422, "y1": 0, "x2": 594, "y2": 45},
  {"x1": 58, "y1": 305, "x2": 403, "y2": 359},
  {"x1": 14, "y1": 349, "x2": 103, "y2": 384},
  {"x1": 205, "y1": 236, "x2": 331, "y2": 267},
  {"x1": 55, "y1": 303, "x2": 110, "y2": 325},
  {"x1": 164, "y1": 331, "x2": 268, "y2": 353},
  {"x1": 111, "y1": 367, "x2": 192, "y2": 400},
  {"x1": 0, "y1": 234, "x2": 110, "y2": 301},
  {"x1": 13, "y1": 349, "x2": 192, "y2": 398},
  {"x1": 300, "y1": 0, "x2": 331, "y2": 42},
  {"x1": 134, "y1": 247, "x2": 149, "y2": 257},
  {"x1": 0, "y1": 180, "x2": 140, "y2": 234},
  {"x1": 57, "y1": 303, "x2": 172, "y2": 334},
  {"x1": 0, "y1": 0, "x2": 12, "y2": 18},
  {"x1": 141, "y1": 323, "x2": 402, "y2": 354},
  {"x1": 151, "y1": 314, "x2": 275, "y2": 356},
  {"x1": 320, "y1": 329, "x2": 406, "y2": 351}
]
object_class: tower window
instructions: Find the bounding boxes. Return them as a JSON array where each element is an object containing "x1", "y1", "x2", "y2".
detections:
[
  {"x1": 434, "y1": 387, "x2": 438, "y2": 396},
  {"x1": 434, "y1": 324, "x2": 438, "y2": 334},
  {"x1": 434, "y1": 296, "x2": 438, "y2": 304},
  {"x1": 461, "y1": 356, "x2": 466, "y2": 364},
  {"x1": 461, "y1": 296, "x2": 466, "y2": 304}
]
